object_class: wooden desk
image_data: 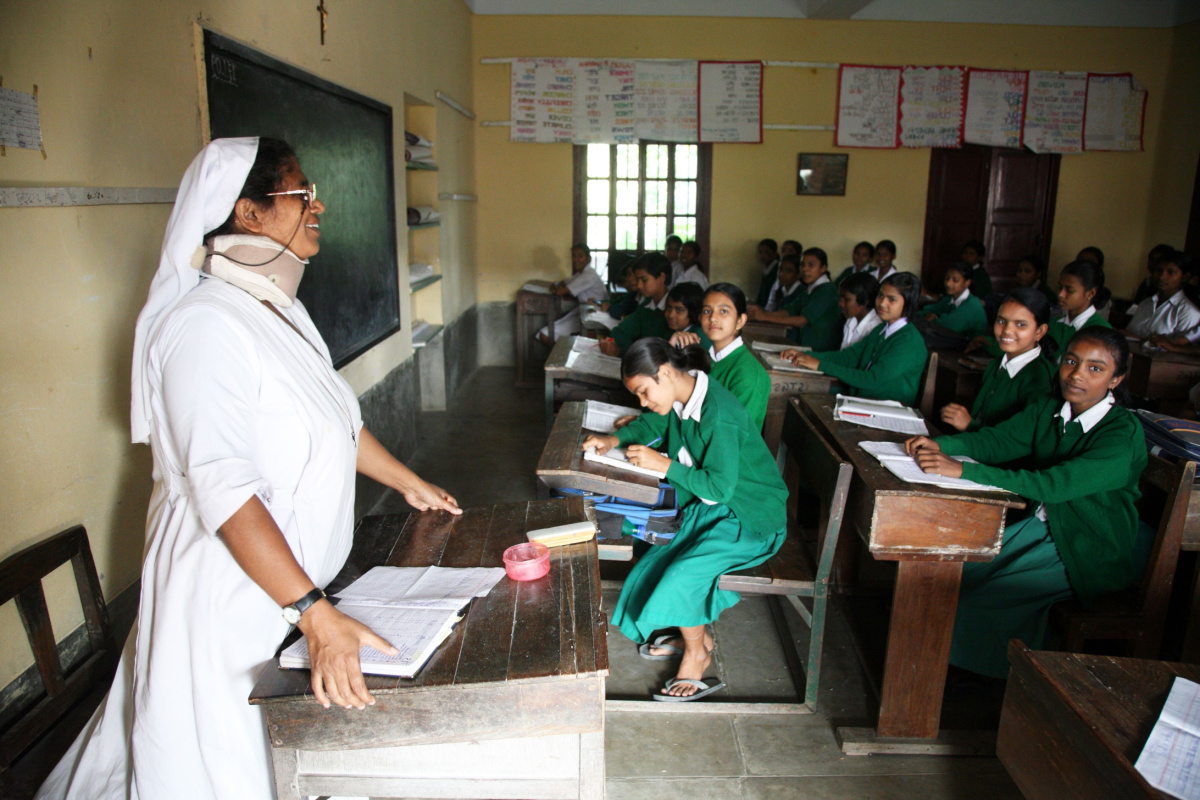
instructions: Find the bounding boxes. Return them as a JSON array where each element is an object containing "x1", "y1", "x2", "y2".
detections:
[
  {"x1": 749, "y1": 349, "x2": 837, "y2": 455},
  {"x1": 783, "y1": 395, "x2": 1024, "y2": 754},
  {"x1": 537, "y1": 401, "x2": 661, "y2": 506},
  {"x1": 249, "y1": 499, "x2": 608, "y2": 800},
  {"x1": 997, "y1": 641, "x2": 1198, "y2": 800},
  {"x1": 741, "y1": 320, "x2": 793, "y2": 345},
  {"x1": 1127, "y1": 343, "x2": 1200, "y2": 400},
  {"x1": 931, "y1": 349, "x2": 987, "y2": 411},
  {"x1": 516, "y1": 281, "x2": 564, "y2": 388},
  {"x1": 543, "y1": 336, "x2": 633, "y2": 426}
]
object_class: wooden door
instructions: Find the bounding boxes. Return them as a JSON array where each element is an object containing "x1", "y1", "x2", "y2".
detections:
[
  {"x1": 920, "y1": 145, "x2": 991, "y2": 290},
  {"x1": 983, "y1": 148, "x2": 1060, "y2": 294}
]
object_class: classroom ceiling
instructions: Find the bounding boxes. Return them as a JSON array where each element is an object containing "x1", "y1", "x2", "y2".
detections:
[{"x1": 465, "y1": 0, "x2": 1200, "y2": 28}]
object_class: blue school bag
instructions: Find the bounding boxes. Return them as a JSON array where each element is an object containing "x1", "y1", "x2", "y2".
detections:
[
  {"x1": 1136, "y1": 410, "x2": 1200, "y2": 463},
  {"x1": 552, "y1": 485, "x2": 681, "y2": 545}
]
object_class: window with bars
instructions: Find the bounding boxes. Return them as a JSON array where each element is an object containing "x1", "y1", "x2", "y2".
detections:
[{"x1": 573, "y1": 142, "x2": 712, "y2": 284}]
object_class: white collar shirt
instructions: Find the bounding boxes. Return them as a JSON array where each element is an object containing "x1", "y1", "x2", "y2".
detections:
[
  {"x1": 951, "y1": 288, "x2": 971, "y2": 308},
  {"x1": 1000, "y1": 346, "x2": 1042, "y2": 378},
  {"x1": 882, "y1": 318, "x2": 908, "y2": 339},
  {"x1": 1064, "y1": 304, "x2": 1097, "y2": 330},
  {"x1": 710, "y1": 336, "x2": 744, "y2": 363},
  {"x1": 673, "y1": 369, "x2": 709, "y2": 423}
]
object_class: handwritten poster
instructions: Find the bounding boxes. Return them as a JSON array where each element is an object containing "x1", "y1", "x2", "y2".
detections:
[
  {"x1": 899, "y1": 66, "x2": 966, "y2": 148},
  {"x1": 635, "y1": 60, "x2": 698, "y2": 143},
  {"x1": 0, "y1": 87, "x2": 42, "y2": 150},
  {"x1": 573, "y1": 59, "x2": 636, "y2": 144},
  {"x1": 510, "y1": 58, "x2": 575, "y2": 143},
  {"x1": 963, "y1": 69, "x2": 1028, "y2": 149},
  {"x1": 698, "y1": 61, "x2": 763, "y2": 143},
  {"x1": 1023, "y1": 70, "x2": 1087, "y2": 154},
  {"x1": 836, "y1": 65, "x2": 901, "y2": 149},
  {"x1": 1084, "y1": 73, "x2": 1146, "y2": 152}
]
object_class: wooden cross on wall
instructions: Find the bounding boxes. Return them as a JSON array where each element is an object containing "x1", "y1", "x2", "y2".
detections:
[{"x1": 317, "y1": 0, "x2": 328, "y2": 45}]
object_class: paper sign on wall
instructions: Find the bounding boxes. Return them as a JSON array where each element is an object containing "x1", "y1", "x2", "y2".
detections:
[
  {"x1": 1023, "y1": 71, "x2": 1087, "y2": 154},
  {"x1": 698, "y1": 61, "x2": 763, "y2": 143},
  {"x1": 899, "y1": 66, "x2": 965, "y2": 148},
  {"x1": 574, "y1": 59, "x2": 636, "y2": 145},
  {"x1": 634, "y1": 60, "x2": 698, "y2": 143},
  {"x1": 963, "y1": 69, "x2": 1027, "y2": 149},
  {"x1": 0, "y1": 87, "x2": 43, "y2": 150},
  {"x1": 511, "y1": 58, "x2": 576, "y2": 143},
  {"x1": 1084, "y1": 73, "x2": 1146, "y2": 152},
  {"x1": 836, "y1": 65, "x2": 901, "y2": 149}
]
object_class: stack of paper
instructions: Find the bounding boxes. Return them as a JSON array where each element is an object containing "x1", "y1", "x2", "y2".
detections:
[
  {"x1": 750, "y1": 341, "x2": 809, "y2": 354},
  {"x1": 835, "y1": 395, "x2": 929, "y2": 435},
  {"x1": 859, "y1": 441, "x2": 1005, "y2": 492},
  {"x1": 583, "y1": 399, "x2": 641, "y2": 433},
  {"x1": 1136, "y1": 676, "x2": 1200, "y2": 800},
  {"x1": 581, "y1": 304, "x2": 620, "y2": 331},
  {"x1": 566, "y1": 345, "x2": 623, "y2": 381},
  {"x1": 279, "y1": 566, "x2": 505, "y2": 678},
  {"x1": 583, "y1": 446, "x2": 667, "y2": 479},
  {"x1": 527, "y1": 520, "x2": 597, "y2": 547},
  {"x1": 760, "y1": 351, "x2": 822, "y2": 374}
]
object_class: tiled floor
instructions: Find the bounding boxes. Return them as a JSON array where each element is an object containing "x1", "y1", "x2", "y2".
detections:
[{"x1": 371, "y1": 366, "x2": 1023, "y2": 800}]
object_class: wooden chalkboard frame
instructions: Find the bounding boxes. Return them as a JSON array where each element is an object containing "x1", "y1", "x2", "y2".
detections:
[{"x1": 202, "y1": 30, "x2": 401, "y2": 368}]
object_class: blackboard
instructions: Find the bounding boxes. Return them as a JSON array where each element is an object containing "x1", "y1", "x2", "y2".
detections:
[{"x1": 203, "y1": 30, "x2": 400, "y2": 367}]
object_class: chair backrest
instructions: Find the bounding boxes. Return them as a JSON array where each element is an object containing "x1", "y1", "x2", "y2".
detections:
[
  {"x1": 793, "y1": 406, "x2": 854, "y2": 589},
  {"x1": 1135, "y1": 454, "x2": 1195, "y2": 624},
  {"x1": 0, "y1": 526, "x2": 117, "y2": 770},
  {"x1": 917, "y1": 350, "x2": 939, "y2": 419}
]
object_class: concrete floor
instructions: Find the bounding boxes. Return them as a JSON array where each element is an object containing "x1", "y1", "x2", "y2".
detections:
[{"x1": 370, "y1": 367, "x2": 1023, "y2": 800}]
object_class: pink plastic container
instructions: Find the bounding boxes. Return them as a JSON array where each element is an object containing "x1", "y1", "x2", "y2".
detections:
[{"x1": 503, "y1": 542, "x2": 550, "y2": 581}]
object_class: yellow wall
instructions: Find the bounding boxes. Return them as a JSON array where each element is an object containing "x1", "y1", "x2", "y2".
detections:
[
  {"x1": 473, "y1": 15, "x2": 1195, "y2": 300},
  {"x1": 0, "y1": 0, "x2": 475, "y2": 687}
]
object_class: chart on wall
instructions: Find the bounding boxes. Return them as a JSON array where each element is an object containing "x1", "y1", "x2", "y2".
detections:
[
  {"x1": 963, "y1": 69, "x2": 1028, "y2": 148},
  {"x1": 1084, "y1": 73, "x2": 1146, "y2": 151},
  {"x1": 634, "y1": 60, "x2": 698, "y2": 142},
  {"x1": 698, "y1": 61, "x2": 763, "y2": 143},
  {"x1": 836, "y1": 65, "x2": 901, "y2": 148},
  {"x1": 1023, "y1": 71, "x2": 1087, "y2": 154},
  {"x1": 899, "y1": 66, "x2": 965, "y2": 148},
  {"x1": 511, "y1": 58, "x2": 576, "y2": 143}
]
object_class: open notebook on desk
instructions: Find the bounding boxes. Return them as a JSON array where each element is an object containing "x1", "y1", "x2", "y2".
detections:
[
  {"x1": 583, "y1": 446, "x2": 667, "y2": 479},
  {"x1": 566, "y1": 341, "x2": 623, "y2": 381},
  {"x1": 835, "y1": 395, "x2": 929, "y2": 436},
  {"x1": 859, "y1": 441, "x2": 1004, "y2": 493},
  {"x1": 583, "y1": 400, "x2": 641, "y2": 433},
  {"x1": 759, "y1": 351, "x2": 821, "y2": 374}
]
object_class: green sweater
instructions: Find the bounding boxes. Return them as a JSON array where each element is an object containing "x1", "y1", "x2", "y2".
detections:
[
  {"x1": 970, "y1": 264, "x2": 993, "y2": 298},
  {"x1": 967, "y1": 353, "x2": 1056, "y2": 430},
  {"x1": 684, "y1": 323, "x2": 713, "y2": 349},
  {"x1": 925, "y1": 293, "x2": 989, "y2": 337},
  {"x1": 616, "y1": 377, "x2": 787, "y2": 535},
  {"x1": 783, "y1": 280, "x2": 843, "y2": 350},
  {"x1": 1048, "y1": 312, "x2": 1112, "y2": 358},
  {"x1": 936, "y1": 397, "x2": 1146, "y2": 604},
  {"x1": 708, "y1": 343, "x2": 771, "y2": 431},
  {"x1": 611, "y1": 305, "x2": 671, "y2": 354},
  {"x1": 815, "y1": 322, "x2": 928, "y2": 405},
  {"x1": 833, "y1": 265, "x2": 872, "y2": 286}
]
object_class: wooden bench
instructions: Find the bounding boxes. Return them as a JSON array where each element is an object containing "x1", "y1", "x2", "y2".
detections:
[{"x1": 0, "y1": 526, "x2": 119, "y2": 798}]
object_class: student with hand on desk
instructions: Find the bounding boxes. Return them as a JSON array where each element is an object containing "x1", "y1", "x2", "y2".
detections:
[
  {"x1": 37, "y1": 138, "x2": 461, "y2": 800},
  {"x1": 905, "y1": 327, "x2": 1146, "y2": 679},
  {"x1": 582, "y1": 338, "x2": 787, "y2": 700}
]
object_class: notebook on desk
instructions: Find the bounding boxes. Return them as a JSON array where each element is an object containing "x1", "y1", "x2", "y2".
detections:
[
  {"x1": 835, "y1": 395, "x2": 929, "y2": 436},
  {"x1": 859, "y1": 441, "x2": 1004, "y2": 493},
  {"x1": 583, "y1": 446, "x2": 667, "y2": 479}
]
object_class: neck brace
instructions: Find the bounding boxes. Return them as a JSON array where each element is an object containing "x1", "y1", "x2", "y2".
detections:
[{"x1": 193, "y1": 234, "x2": 308, "y2": 307}]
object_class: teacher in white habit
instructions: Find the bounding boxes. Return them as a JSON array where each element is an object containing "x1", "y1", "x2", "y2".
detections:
[{"x1": 37, "y1": 137, "x2": 460, "y2": 800}]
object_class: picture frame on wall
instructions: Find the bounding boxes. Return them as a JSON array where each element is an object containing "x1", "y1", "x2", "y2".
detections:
[{"x1": 797, "y1": 153, "x2": 849, "y2": 196}]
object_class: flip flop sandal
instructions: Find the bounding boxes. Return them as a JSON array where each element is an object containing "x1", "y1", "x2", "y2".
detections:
[
  {"x1": 652, "y1": 677, "x2": 726, "y2": 702},
  {"x1": 637, "y1": 634, "x2": 684, "y2": 661}
]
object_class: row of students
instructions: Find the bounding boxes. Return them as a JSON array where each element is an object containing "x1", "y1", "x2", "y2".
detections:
[{"x1": 748, "y1": 249, "x2": 843, "y2": 350}]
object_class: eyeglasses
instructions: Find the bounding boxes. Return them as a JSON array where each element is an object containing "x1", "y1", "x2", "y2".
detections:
[{"x1": 266, "y1": 183, "x2": 316, "y2": 206}]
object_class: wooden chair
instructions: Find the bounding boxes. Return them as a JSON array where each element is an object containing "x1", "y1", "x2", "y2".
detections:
[
  {"x1": 719, "y1": 403, "x2": 853, "y2": 711},
  {"x1": 1050, "y1": 454, "x2": 1195, "y2": 659},
  {"x1": 0, "y1": 526, "x2": 118, "y2": 787},
  {"x1": 917, "y1": 350, "x2": 939, "y2": 419}
]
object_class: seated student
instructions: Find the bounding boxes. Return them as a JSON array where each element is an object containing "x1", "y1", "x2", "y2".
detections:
[
  {"x1": 580, "y1": 338, "x2": 787, "y2": 700},
  {"x1": 1125, "y1": 250, "x2": 1200, "y2": 340},
  {"x1": 536, "y1": 243, "x2": 609, "y2": 344},
  {"x1": 1050, "y1": 259, "x2": 1113, "y2": 355},
  {"x1": 941, "y1": 287, "x2": 1057, "y2": 432},
  {"x1": 839, "y1": 272, "x2": 882, "y2": 349},
  {"x1": 781, "y1": 239, "x2": 802, "y2": 260},
  {"x1": 600, "y1": 253, "x2": 672, "y2": 356},
  {"x1": 670, "y1": 283, "x2": 771, "y2": 430},
  {"x1": 921, "y1": 261, "x2": 989, "y2": 339},
  {"x1": 783, "y1": 273, "x2": 929, "y2": 406},
  {"x1": 1134, "y1": 243, "x2": 1176, "y2": 305},
  {"x1": 599, "y1": 263, "x2": 643, "y2": 321},
  {"x1": 749, "y1": 249, "x2": 843, "y2": 351},
  {"x1": 961, "y1": 239, "x2": 993, "y2": 299},
  {"x1": 870, "y1": 239, "x2": 907, "y2": 283},
  {"x1": 906, "y1": 327, "x2": 1147, "y2": 679},
  {"x1": 834, "y1": 241, "x2": 875, "y2": 285},
  {"x1": 676, "y1": 240, "x2": 710, "y2": 289},
  {"x1": 664, "y1": 281, "x2": 712, "y2": 349},
  {"x1": 666, "y1": 234, "x2": 685, "y2": 284},
  {"x1": 756, "y1": 252, "x2": 803, "y2": 312},
  {"x1": 755, "y1": 238, "x2": 782, "y2": 307},
  {"x1": 1014, "y1": 253, "x2": 1059, "y2": 310}
]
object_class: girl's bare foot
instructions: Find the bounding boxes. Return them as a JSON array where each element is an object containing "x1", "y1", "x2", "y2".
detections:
[{"x1": 660, "y1": 626, "x2": 716, "y2": 698}]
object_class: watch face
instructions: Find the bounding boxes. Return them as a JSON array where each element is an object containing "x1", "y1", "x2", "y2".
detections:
[{"x1": 283, "y1": 606, "x2": 301, "y2": 625}]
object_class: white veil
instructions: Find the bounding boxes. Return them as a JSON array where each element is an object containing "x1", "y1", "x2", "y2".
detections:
[{"x1": 129, "y1": 137, "x2": 259, "y2": 444}]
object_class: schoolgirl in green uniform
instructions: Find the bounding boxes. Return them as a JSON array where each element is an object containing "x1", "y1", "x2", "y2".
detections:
[
  {"x1": 663, "y1": 280, "x2": 712, "y2": 350},
  {"x1": 749, "y1": 248, "x2": 844, "y2": 350},
  {"x1": 907, "y1": 327, "x2": 1146, "y2": 678},
  {"x1": 783, "y1": 272, "x2": 929, "y2": 406},
  {"x1": 581, "y1": 338, "x2": 788, "y2": 700},
  {"x1": 922, "y1": 261, "x2": 988, "y2": 338},
  {"x1": 601, "y1": 253, "x2": 673, "y2": 356},
  {"x1": 941, "y1": 287, "x2": 1057, "y2": 432}
]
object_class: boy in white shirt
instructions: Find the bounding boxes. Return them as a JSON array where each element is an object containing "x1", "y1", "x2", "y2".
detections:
[
  {"x1": 1129, "y1": 251, "x2": 1200, "y2": 341},
  {"x1": 675, "y1": 240, "x2": 710, "y2": 290},
  {"x1": 537, "y1": 243, "x2": 609, "y2": 343}
]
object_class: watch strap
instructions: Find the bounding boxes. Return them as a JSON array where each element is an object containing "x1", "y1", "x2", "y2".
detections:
[{"x1": 287, "y1": 587, "x2": 326, "y2": 618}]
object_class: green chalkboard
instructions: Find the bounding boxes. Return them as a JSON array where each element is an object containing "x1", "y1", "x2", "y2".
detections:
[{"x1": 203, "y1": 30, "x2": 400, "y2": 367}]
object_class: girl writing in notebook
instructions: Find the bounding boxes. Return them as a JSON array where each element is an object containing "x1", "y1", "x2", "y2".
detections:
[
  {"x1": 580, "y1": 338, "x2": 788, "y2": 701},
  {"x1": 940, "y1": 287, "x2": 1057, "y2": 432},
  {"x1": 905, "y1": 327, "x2": 1146, "y2": 679},
  {"x1": 749, "y1": 248, "x2": 843, "y2": 351},
  {"x1": 782, "y1": 272, "x2": 928, "y2": 406},
  {"x1": 670, "y1": 283, "x2": 771, "y2": 430},
  {"x1": 600, "y1": 253, "x2": 672, "y2": 356}
]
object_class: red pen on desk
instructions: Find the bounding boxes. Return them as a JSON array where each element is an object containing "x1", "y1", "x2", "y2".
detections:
[{"x1": 840, "y1": 411, "x2": 873, "y2": 418}]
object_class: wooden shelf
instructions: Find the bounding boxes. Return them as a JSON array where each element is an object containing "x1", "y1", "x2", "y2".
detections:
[
  {"x1": 408, "y1": 221, "x2": 440, "y2": 230},
  {"x1": 406, "y1": 161, "x2": 438, "y2": 171},
  {"x1": 409, "y1": 273, "x2": 443, "y2": 293},
  {"x1": 412, "y1": 323, "x2": 444, "y2": 349}
]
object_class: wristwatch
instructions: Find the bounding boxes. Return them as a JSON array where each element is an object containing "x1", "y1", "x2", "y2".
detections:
[{"x1": 282, "y1": 587, "x2": 326, "y2": 625}]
